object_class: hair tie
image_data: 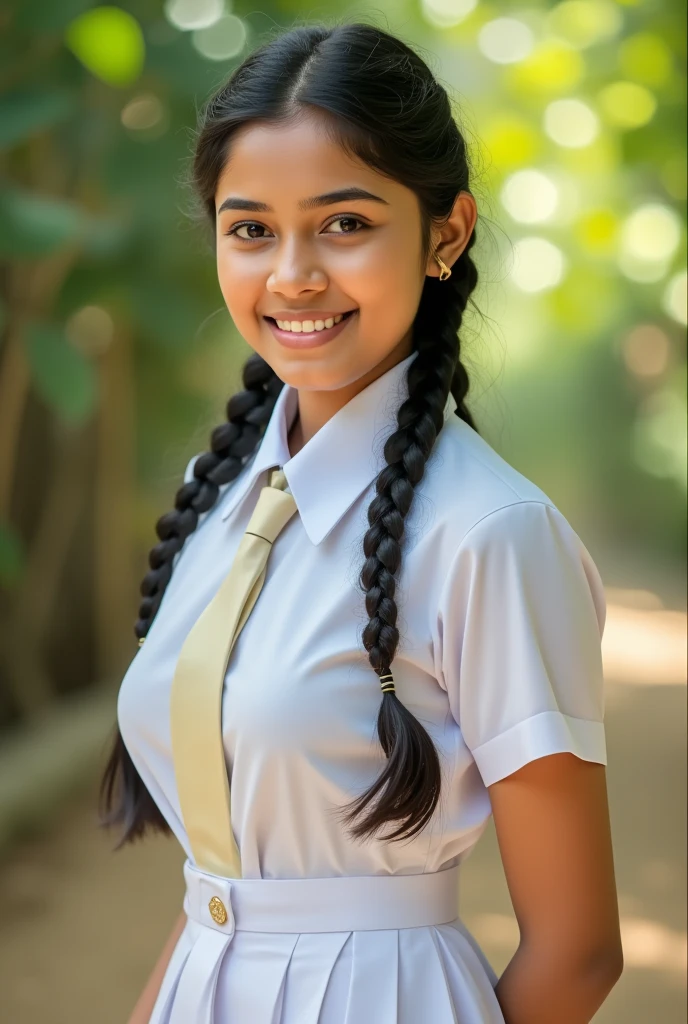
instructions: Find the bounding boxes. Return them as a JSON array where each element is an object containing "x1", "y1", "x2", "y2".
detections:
[{"x1": 379, "y1": 672, "x2": 396, "y2": 694}]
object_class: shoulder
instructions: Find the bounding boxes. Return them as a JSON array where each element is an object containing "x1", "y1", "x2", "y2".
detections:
[
  {"x1": 418, "y1": 415, "x2": 606, "y2": 631},
  {"x1": 418, "y1": 414, "x2": 603, "y2": 600},
  {"x1": 420, "y1": 413, "x2": 559, "y2": 541}
]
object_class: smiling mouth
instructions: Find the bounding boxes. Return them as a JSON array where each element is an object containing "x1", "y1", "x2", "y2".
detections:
[{"x1": 265, "y1": 309, "x2": 358, "y2": 327}]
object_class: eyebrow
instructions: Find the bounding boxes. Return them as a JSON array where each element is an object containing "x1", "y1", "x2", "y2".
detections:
[{"x1": 217, "y1": 187, "x2": 390, "y2": 216}]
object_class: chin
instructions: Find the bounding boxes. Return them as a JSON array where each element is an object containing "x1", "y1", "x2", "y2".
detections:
[{"x1": 270, "y1": 352, "x2": 373, "y2": 393}]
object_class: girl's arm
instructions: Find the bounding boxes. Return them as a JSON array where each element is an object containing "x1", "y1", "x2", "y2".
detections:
[
  {"x1": 490, "y1": 751, "x2": 624, "y2": 1024},
  {"x1": 126, "y1": 910, "x2": 187, "y2": 1024}
]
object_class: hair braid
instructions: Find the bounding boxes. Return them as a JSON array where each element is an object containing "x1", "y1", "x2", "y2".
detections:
[
  {"x1": 342, "y1": 243, "x2": 478, "y2": 842},
  {"x1": 134, "y1": 354, "x2": 281, "y2": 643}
]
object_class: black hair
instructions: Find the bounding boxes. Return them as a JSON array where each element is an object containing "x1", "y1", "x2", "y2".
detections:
[{"x1": 100, "y1": 20, "x2": 480, "y2": 846}]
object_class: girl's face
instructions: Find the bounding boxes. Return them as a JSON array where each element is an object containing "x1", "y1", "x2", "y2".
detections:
[{"x1": 214, "y1": 112, "x2": 436, "y2": 393}]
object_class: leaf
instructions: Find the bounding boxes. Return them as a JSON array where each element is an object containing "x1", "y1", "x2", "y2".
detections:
[
  {"x1": 25, "y1": 322, "x2": 98, "y2": 424},
  {"x1": 0, "y1": 90, "x2": 75, "y2": 149},
  {"x1": 0, "y1": 523, "x2": 25, "y2": 588},
  {"x1": 0, "y1": 188, "x2": 86, "y2": 258},
  {"x1": 65, "y1": 6, "x2": 145, "y2": 87}
]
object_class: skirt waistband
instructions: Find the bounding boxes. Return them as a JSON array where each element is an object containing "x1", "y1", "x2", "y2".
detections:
[
  {"x1": 151, "y1": 859, "x2": 462, "y2": 1024},
  {"x1": 182, "y1": 858, "x2": 461, "y2": 936}
]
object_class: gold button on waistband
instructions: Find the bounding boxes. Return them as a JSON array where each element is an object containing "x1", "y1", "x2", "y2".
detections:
[{"x1": 208, "y1": 896, "x2": 228, "y2": 925}]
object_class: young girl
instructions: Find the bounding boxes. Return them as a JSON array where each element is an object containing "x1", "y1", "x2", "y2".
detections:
[{"x1": 102, "y1": 21, "x2": 623, "y2": 1024}]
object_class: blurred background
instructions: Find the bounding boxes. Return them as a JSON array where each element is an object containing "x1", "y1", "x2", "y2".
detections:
[{"x1": 0, "y1": 0, "x2": 685, "y2": 1021}]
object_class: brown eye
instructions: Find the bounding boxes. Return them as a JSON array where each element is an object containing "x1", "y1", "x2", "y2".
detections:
[
  {"x1": 226, "y1": 222, "x2": 271, "y2": 240},
  {"x1": 325, "y1": 216, "x2": 366, "y2": 235}
]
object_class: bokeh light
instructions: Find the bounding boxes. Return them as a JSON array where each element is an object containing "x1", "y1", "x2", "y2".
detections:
[
  {"x1": 500, "y1": 169, "x2": 560, "y2": 223},
  {"x1": 121, "y1": 94, "x2": 166, "y2": 132},
  {"x1": 574, "y1": 208, "x2": 619, "y2": 256},
  {"x1": 619, "y1": 32, "x2": 674, "y2": 88},
  {"x1": 621, "y1": 204, "x2": 682, "y2": 262},
  {"x1": 506, "y1": 40, "x2": 584, "y2": 94},
  {"x1": 65, "y1": 7, "x2": 145, "y2": 87},
  {"x1": 544, "y1": 97, "x2": 600, "y2": 147},
  {"x1": 164, "y1": 0, "x2": 224, "y2": 31},
  {"x1": 420, "y1": 0, "x2": 478, "y2": 28},
  {"x1": 509, "y1": 237, "x2": 568, "y2": 292},
  {"x1": 662, "y1": 271, "x2": 688, "y2": 326},
  {"x1": 546, "y1": 0, "x2": 623, "y2": 50},
  {"x1": 618, "y1": 204, "x2": 682, "y2": 282},
  {"x1": 192, "y1": 14, "x2": 247, "y2": 60},
  {"x1": 621, "y1": 324, "x2": 672, "y2": 379},
  {"x1": 597, "y1": 81, "x2": 657, "y2": 130},
  {"x1": 478, "y1": 18, "x2": 535, "y2": 64}
]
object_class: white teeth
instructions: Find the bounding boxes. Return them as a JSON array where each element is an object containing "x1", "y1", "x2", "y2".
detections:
[{"x1": 276, "y1": 313, "x2": 347, "y2": 332}]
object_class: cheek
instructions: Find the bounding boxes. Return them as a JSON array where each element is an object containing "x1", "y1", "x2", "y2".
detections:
[
  {"x1": 216, "y1": 250, "x2": 258, "y2": 315},
  {"x1": 349, "y1": 226, "x2": 423, "y2": 311}
]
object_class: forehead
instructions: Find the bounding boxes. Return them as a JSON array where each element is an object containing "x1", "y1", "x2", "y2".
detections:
[{"x1": 214, "y1": 114, "x2": 405, "y2": 210}]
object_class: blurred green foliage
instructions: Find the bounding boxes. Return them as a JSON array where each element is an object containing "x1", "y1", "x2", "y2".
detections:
[{"x1": 0, "y1": 0, "x2": 685, "y2": 720}]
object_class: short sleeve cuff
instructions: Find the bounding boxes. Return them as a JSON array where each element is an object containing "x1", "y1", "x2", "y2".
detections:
[{"x1": 470, "y1": 710, "x2": 607, "y2": 787}]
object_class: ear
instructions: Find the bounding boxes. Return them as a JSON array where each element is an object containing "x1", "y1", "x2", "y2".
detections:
[{"x1": 426, "y1": 191, "x2": 478, "y2": 278}]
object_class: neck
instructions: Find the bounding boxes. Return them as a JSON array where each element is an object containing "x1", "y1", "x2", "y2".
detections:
[{"x1": 287, "y1": 335, "x2": 414, "y2": 459}]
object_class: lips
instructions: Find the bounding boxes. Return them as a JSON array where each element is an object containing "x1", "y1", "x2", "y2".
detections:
[{"x1": 265, "y1": 308, "x2": 358, "y2": 349}]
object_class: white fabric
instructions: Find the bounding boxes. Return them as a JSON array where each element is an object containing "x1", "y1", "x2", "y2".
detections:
[{"x1": 117, "y1": 349, "x2": 608, "y2": 1022}]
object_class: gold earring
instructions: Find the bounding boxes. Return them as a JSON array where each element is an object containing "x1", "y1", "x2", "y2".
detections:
[{"x1": 434, "y1": 251, "x2": 452, "y2": 281}]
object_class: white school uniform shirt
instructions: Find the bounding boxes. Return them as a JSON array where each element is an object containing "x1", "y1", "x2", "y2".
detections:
[{"x1": 118, "y1": 348, "x2": 607, "y2": 1024}]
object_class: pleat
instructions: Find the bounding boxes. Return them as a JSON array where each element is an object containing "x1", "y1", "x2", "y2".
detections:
[
  {"x1": 148, "y1": 926, "x2": 193, "y2": 1024},
  {"x1": 214, "y1": 930, "x2": 300, "y2": 1024},
  {"x1": 154, "y1": 921, "x2": 505, "y2": 1023},
  {"x1": 342, "y1": 930, "x2": 399, "y2": 1024},
  {"x1": 278, "y1": 932, "x2": 352, "y2": 1024},
  {"x1": 168, "y1": 928, "x2": 232, "y2": 1024},
  {"x1": 441, "y1": 918, "x2": 500, "y2": 987},
  {"x1": 433, "y1": 924, "x2": 506, "y2": 1022},
  {"x1": 397, "y1": 927, "x2": 459, "y2": 1024},
  {"x1": 315, "y1": 934, "x2": 354, "y2": 1021}
]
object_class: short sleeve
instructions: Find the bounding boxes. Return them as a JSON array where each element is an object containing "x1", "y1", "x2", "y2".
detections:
[{"x1": 436, "y1": 500, "x2": 608, "y2": 787}]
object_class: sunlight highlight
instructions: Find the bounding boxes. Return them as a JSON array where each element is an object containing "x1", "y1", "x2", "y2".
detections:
[{"x1": 603, "y1": 591, "x2": 687, "y2": 686}]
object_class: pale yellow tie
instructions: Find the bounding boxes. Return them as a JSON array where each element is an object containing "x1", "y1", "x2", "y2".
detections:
[{"x1": 170, "y1": 467, "x2": 298, "y2": 878}]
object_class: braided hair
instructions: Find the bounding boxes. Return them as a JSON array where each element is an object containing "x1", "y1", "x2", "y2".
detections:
[{"x1": 100, "y1": 21, "x2": 480, "y2": 846}]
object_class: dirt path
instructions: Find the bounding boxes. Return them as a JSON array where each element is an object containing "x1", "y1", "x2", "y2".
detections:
[{"x1": 0, "y1": 681, "x2": 685, "y2": 1023}]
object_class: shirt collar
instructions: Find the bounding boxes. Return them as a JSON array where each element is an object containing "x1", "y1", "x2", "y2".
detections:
[{"x1": 220, "y1": 350, "x2": 458, "y2": 545}]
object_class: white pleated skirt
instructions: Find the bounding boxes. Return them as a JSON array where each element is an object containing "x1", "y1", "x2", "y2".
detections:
[{"x1": 149, "y1": 859, "x2": 506, "y2": 1024}]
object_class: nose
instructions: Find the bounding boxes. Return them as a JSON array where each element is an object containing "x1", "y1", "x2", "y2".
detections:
[{"x1": 265, "y1": 236, "x2": 328, "y2": 298}]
